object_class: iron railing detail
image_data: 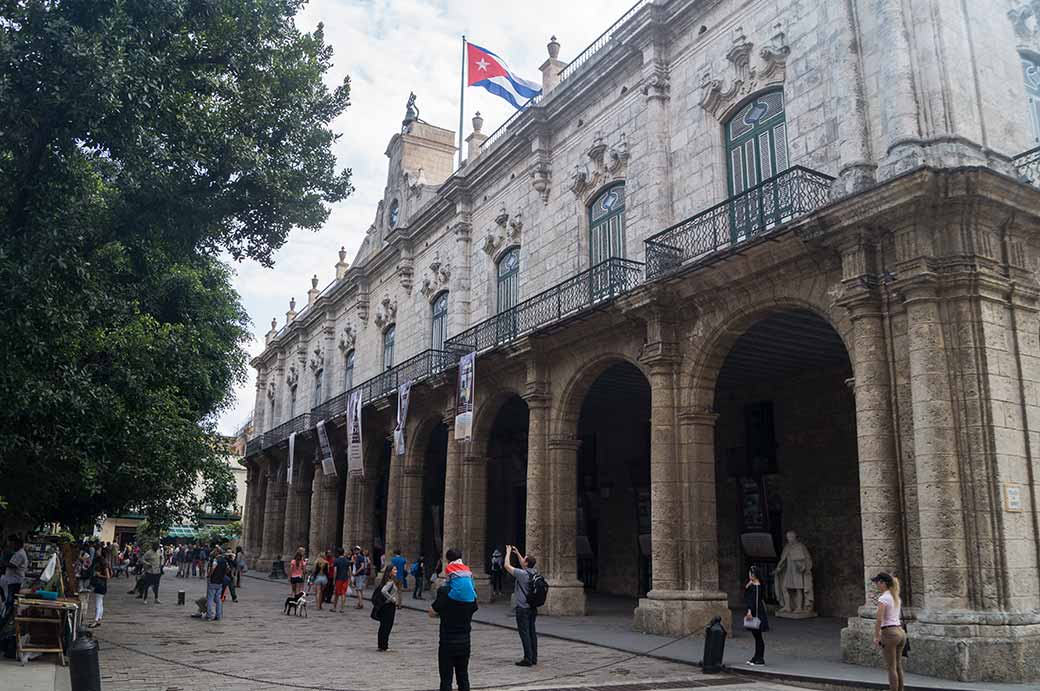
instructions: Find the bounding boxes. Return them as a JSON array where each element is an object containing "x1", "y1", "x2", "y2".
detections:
[
  {"x1": 1014, "y1": 146, "x2": 1040, "y2": 187},
  {"x1": 263, "y1": 414, "x2": 310, "y2": 448},
  {"x1": 644, "y1": 166, "x2": 834, "y2": 279},
  {"x1": 245, "y1": 435, "x2": 263, "y2": 456},
  {"x1": 445, "y1": 257, "x2": 644, "y2": 353}
]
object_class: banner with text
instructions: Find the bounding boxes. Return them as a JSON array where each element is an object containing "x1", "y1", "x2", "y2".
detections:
[
  {"x1": 394, "y1": 379, "x2": 413, "y2": 456},
  {"x1": 316, "y1": 419, "x2": 337, "y2": 477},
  {"x1": 454, "y1": 352, "x2": 475, "y2": 440},
  {"x1": 347, "y1": 389, "x2": 364, "y2": 475},
  {"x1": 287, "y1": 431, "x2": 296, "y2": 484}
]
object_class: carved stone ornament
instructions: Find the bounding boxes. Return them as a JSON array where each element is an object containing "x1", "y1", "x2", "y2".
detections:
[
  {"x1": 420, "y1": 253, "x2": 453, "y2": 300},
  {"x1": 308, "y1": 345, "x2": 325, "y2": 372},
  {"x1": 482, "y1": 208, "x2": 523, "y2": 257},
  {"x1": 405, "y1": 167, "x2": 428, "y2": 197},
  {"x1": 398, "y1": 256, "x2": 415, "y2": 294},
  {"x1": 641, "y1": 59, "x2": 670, "y2": 100},
  {"x1": 374, "y1": 295, "x2": 398, "y2": 330},
  {"x1": 266, "y1": 380, "x2": 277, "y2": 400},
  {"x1": 338, "y1": 323, "x2": 357, "y2": 353},
  {"x1": 1010, "y1": 2, "x2": 1040, "y2": 46},
  {"x1": 569, "y1": 131, "x2": 630, "y2": 201},
  {"x1": 286, "y1": 364, "x2": 299, "y2": 387},
  {"x1": 700, "y1": 24, "x2": 789, "y2": 121},
  {"x1": 530, "y1": 161, "x2": 551, "y2": 204}
]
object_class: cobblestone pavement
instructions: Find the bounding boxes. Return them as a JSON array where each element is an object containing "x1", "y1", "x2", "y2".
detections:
[{"x1": 90, "y1": 570, "x2": 801, "y2": 691}]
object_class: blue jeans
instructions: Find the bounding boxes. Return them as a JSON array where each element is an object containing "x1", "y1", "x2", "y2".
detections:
[
  {"x1": 206, "y1": 583, "x2": 223, "y2": 620},
  {"x1": 516, "y1": 607, "x2": 537, "y2": 663}
]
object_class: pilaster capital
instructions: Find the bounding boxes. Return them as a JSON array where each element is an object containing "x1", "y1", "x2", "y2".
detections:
[
  {"x1": 638, "y1": 341, "x2": 681, "y2": 370},
  {"x1": 894, "y1": 271, "x2": 940, "y2": 304},
  {"x1": 678, "y1": 409, "x2": 719, "y2": 427},
  {"x1": 548, "y1": 434, "x2": 581, "y2": 451}
]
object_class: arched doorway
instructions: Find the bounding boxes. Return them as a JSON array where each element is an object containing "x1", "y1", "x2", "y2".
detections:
[
  {"x1": 420, "y1": 422, "x2": 448, "y2": 567},
  {"x1": 712, "y1": 309, "x2": 863, "y2": 618},
  {"x1": 369, "y1": 435, "x2": 393, "y2": 568},
  {"x1": 575, "y1": 361, "x2": 651, "y2": 599},
  {"x1": 485, "y1": 395, "x2": 529, "y2": 563}
]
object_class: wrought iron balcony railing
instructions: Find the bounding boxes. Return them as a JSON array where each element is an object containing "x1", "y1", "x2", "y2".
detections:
[
  {"x1": 445, "y1": 257, "x2": 644, "y2": 353},
  {"x1": 259, "y1": 414, "x2": 310, "y2": 450},
  {"x1": 245, "y1": 435, "x2": 263, "y2": 456},
  {"x1": 1014, "y1": 146, "x2": 1040, "y2": 187},
  {"x1": 644, "y1": 166, "x2": 834, "y2": 279}
]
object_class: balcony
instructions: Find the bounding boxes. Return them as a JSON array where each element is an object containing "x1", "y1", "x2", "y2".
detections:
[
  {"x1": 644, "y1": 166, "x2": 834, "y2": 280},
  {"x1": 1014, "y1": 146, "x2": 1040, "y2": 188},
  {"x1": 445, "y1": 257, "x2": 644, "y2": 354}
]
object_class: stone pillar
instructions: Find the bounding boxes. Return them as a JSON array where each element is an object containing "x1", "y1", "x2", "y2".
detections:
[
  {"x1": 639, "y1": 32, "x2": 672, "y2": 232},
  {"x1": 544, "y1": 435, "x2": 587, "y2": 615},
  {"x1": 873, "y1": 0, "x2": 922, "y2": 178},
  {"x1": 539, "y1": 36, "x2": 566, "y2": 94},
  {"x1": 281, "y1": 463, "x2": 310, "y2": 559},
  {"x1": 524, "y1": 394, "x2": 549, "y2": 563},
  {"x1": 449, "y1": 221, "x2": 472, "y2": 336},
  {"x1": 399, "y1": 466, "x2": 424, "y2": 558},
  {"x1": 242, "y1": 465, "x2": 257, "y2": 556},
  {"x1": 258, "y1": 461, "x2": 287, "y2": 571},
  {"x1": 441, "y1": 423, "x2": 464, "y2": 559},
  {"x1": 308, "y1": 460, "x2": 327, "y2": 556},
  {"x1": 318, "y1": 473, "x2": 339, "y2": 552},
  {"x1": 248, "y1": 468, "x2": 267, "y2": 566},
  {"x1": 384, "y1": 448, "x2": 405, "y2": 556},
  {"x1": 461, "y1": 448, "x2": 490, "y2": 601}
]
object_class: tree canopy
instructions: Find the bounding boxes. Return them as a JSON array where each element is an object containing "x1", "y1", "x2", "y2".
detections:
[{"x1": 0, "y1": 0, "x2": 352, "y2": 531}]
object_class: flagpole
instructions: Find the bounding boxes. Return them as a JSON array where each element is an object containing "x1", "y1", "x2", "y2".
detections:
[{"x1": 458, "y1": 35, "x2": 466, "y2": 168}]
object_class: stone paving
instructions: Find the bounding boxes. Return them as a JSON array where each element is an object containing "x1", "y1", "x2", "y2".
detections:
[{"x1": 88, "y1": 569, "x2": 801, "y2": 691}]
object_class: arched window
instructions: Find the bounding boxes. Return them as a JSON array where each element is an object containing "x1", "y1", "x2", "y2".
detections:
[
  {"x1": 725, "y1": 90, "x2": 789, "y2": 241},
  {"x1": 496, "y1": 248, "x2": 520, "y2": 314},
  {"x1": 431, "y1": 292, "x2": 449, "y2": 350},
  {"x1": 589, "y1": 184, "x2": 626, "y2": 266},
  {"x1": 1022, "y1": 53, "x2": 1040, "y2": 144},
  {"x1": 383, "y1": 325, "x2": 395, "y2": 370},
  {"x1": 312, "y1": 370, "x2": 324, "y2": 408},
  {"x1": 344, "y1": 349, "x2": 355, "y2": 391},
  {"x1": 289, "y1": 385, "x2": 298, "y2": 418}
]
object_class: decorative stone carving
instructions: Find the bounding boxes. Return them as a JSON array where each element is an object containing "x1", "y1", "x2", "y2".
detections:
[
  {"x1": 420, "y1": 253, "x2": 453, "y2": 300},
  {"x1": 286, "y1": 364, "x2": 299, "y2": 387},
  {"x1": 773, "y1": 531, "x2": 816, "y2": 618},
  {"x1": 700, "y1": 24, "x2": 789, "y2": 121},
  {"x1": 641, "y1": 59, "x2": 670, "y2": 101},
  {"x1": 266, "y1": 381, "x2": 277, "y2": 400},
  {"x1": 569, "y1": 131, "x2": 630, "y2": 201},
  {"x1": 481, "y1": 207, "x2": 523, "y2": 257},
  {"x1": 308, "y1": 345, "x2": 325, "y2": 373},
  {"x1": 398, "y1": 258, "x2": 414, "y2": 294},
  {"x1": 356, "y1": 279, "x2": 370, "y2": 323},
  {"x1": 374, "y1": 295, "x2": 397, "y2": 330},
  {"x1": 337, "y1": 324, "x2": 357, "y2": 353},
  {"x1": 405, "y1": 167, "x2": 428, "y2": 197},
  {"x1": 530, "y1": 161, "x2": 551, "y2": 203},
  {"x1": 1010, "y1": 2, "x2": 1040, "y2": 45}
]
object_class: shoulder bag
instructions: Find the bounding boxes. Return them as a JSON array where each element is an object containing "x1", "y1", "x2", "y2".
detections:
[{"x1": 743, "y1": 584, "x2": 762, "y2": 630}]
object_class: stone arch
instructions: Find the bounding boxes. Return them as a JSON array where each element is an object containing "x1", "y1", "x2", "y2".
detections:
[
  {"x1": 551, "y1": 351, "x2": 650, "y2": 438},
  {"x1": 471, "y1": 385, "x2": 526, "y2": 449}
]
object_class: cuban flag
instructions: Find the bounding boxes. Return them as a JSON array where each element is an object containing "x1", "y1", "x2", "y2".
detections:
[{"x1": 467, "y1": 41, "x2": 542, "y2": 110}]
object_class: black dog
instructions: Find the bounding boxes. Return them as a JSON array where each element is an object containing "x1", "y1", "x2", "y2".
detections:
[{"x1": 283, "y1": 591, "x2": 307, "y2": 617}]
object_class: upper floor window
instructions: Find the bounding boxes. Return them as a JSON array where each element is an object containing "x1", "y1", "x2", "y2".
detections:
[
  {"x1": 496, "y1": 247, "x2": 520, "y2": 314},
  {"x1": 1022, "y1": 53, "x2": 1040, "y2": 144},
  {"x1": 589, "y1": 184, "x2": 626, "y2": 266},
  {"x1": 725, "y1": 89, "x2": 788, "y2": 196},
  {"x1": 312, "y1": 370, "x2": 324, "y2": 408},
  {"x1": 289, "y1": 385, "x2": 298, "y2": 419},
  {"x1": 431, "y1": 292, "x2": 448, "y2": 350},
  {"x1": 344, "y1": 349, "x2": 355, "y2": 391},
  {"x1": 383, "y1": 325, "x2": 395, "y2": 369},
  {"x1": 388, "y1": 199, "x2": 400, "y2": 228}
]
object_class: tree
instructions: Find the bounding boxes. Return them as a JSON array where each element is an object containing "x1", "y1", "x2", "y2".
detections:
[{"x1": 0, "y1": 0, "x2": 352, "y2": 529}]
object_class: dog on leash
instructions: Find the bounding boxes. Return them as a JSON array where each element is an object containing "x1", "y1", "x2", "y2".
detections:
[{"x1": 283, "y1": 591, "x2": 307, "y2": 617}]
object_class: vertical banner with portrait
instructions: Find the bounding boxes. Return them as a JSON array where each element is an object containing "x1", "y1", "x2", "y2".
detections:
[
  {"x1": 316, "y1": 419, "x2": 337, "y2": 477},
  {"x1": 346, "y1": 389, "x2": 364, "y2": 475},
  {"x1": 287, "y1": 431, "x2": 296, "y2": 484},
  {"x1": 394, "y1": 379, "x2": 413, "y2": 456},
  {"x1": 454, "y1": 352, "x2": 475, "y2": 440}
]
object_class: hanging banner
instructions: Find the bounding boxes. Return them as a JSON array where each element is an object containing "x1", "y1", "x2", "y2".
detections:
[
  {"x1": 454, "y1": 351, "x2": 475, "y2": 440},
  {"x1": 394, "y1": 379, "x2": 413, "y2": 456},
  {"x1": 347, "y1": 389, "x2": 364, "y2": 475},
  {"x1": 316, "y1": 419, "x2": 337, "y2": 477},
  {"x1": 287, "y1": 431, "x2": 296, "y2": 484}
]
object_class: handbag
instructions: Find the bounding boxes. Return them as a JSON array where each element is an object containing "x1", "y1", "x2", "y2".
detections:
[
  {"x1": 902, "y1": 621, "x2": 911, "y2": 658},
  {"x1": 743, "y1": 584, "x2": 762, "y2": 630}
]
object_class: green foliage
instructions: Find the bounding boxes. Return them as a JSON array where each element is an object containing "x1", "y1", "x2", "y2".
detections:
[
  {"x1": 196, "y1": 520, "x2": 241, "y2": 546},
  {"x1": 0, "y1": 0, "x2": 352, "y2": 529}
]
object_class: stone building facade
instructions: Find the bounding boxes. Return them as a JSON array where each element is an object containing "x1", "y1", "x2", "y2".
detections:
[{"x1": 240, "y1": 0, "x2": 1040, "y2": 681}]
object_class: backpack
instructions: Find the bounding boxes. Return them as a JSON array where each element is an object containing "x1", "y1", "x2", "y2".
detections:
[{"x1": 523, "y1": 569, "x2": 549, "y2": 608}]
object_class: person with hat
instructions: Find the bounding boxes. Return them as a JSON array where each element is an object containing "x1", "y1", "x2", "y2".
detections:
[{"x1": 871, "y1": 572, "x2": 905, "y2": 691}]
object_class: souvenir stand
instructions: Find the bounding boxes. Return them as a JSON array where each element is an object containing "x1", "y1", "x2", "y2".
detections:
[{"x1": 12, "y1": 537, "x2": 79, "y2": 665}]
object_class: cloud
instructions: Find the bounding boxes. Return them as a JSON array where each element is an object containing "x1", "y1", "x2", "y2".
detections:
[{"x1": 217, "y1": 0, "x2": 637, "y2": 435}]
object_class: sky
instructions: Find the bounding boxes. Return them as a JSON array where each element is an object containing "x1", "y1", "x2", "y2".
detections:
[{"x1": 217, "y1": 0, "x2": 637, "y2": 435}]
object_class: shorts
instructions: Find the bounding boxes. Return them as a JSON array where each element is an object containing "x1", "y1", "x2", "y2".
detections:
[
  {"x1": 314, "y1": 575, "x2": 328, "y2": 586},
  {"x1": 334, "y1": 580, "x2": 350, "y2": 597},
  {"x1": 354, "y1": 576, "x2": 367, "y2": 591},
  {"x1": 290, "y1": 576, "x2": 303, "y2": 585}
]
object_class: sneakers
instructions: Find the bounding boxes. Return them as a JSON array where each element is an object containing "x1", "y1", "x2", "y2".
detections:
[
  {"x1": 153, "y1": 599, "x2": 161, "y2": 604},
  {"x1": 515, "y1": 660, "x2": 532, "y2": 667},
  {"x1": 746, "y1": 659, "x2": 765, "y2": 666}
]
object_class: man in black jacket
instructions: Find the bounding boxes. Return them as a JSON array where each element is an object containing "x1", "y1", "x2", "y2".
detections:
[{"x1": 430, "y1": 548, "x2": 479, "y2": 691}]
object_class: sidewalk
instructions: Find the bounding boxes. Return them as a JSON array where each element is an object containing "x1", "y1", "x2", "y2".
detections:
[{"x1": 0, "y1": 657, "x2": 70, "y2": 691}]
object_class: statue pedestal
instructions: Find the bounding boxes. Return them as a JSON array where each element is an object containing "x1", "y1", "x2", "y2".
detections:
[{"x1": 776, "y1": 610, "x2": 817, "y2": 619}]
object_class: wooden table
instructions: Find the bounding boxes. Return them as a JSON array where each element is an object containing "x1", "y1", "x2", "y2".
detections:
[{"x1": 13, "y1": 595, "x2": 79, "y2": 665}]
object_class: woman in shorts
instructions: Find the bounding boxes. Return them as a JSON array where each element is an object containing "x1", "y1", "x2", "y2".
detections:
[{"x1": 288, "y1": 549, "x2": 306, "y2": 596}]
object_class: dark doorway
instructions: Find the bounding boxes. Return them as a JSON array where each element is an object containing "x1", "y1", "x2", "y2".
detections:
[
  {"x1": 421, "y1": 422, "x2": 448, "y2": 566},
  {"x1": 486, "y1": 395, "x2": 529, "y2": 564}
]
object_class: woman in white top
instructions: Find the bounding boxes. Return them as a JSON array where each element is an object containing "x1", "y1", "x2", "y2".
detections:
[
  {"x1": 373, "y1": 565, "x2": 399, "y2": 651},
  {"x1": 871, "y1": 572, "x2": 905, "y2": 691}
]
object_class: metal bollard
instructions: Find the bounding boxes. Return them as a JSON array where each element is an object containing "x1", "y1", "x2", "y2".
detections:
[
  {"x1": 702, "y1": 616, "x2": 727, "y2": 674},
  {"x1": 177, "y1": 590, "x2": 185, "y2": 605},
  {"x1": 69, "y1": 636, "x2": 102, "y2": 691}
]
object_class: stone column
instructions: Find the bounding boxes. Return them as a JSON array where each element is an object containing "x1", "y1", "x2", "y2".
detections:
[
  {"x1": 281, "y1": 464, "x2": 303, "y2": 559},
  {"x1": 384, "y1": 448, "x2": 405, "y2": 556},
  {"x1": 248, "y1": 468, "x2": 267, "y2": 566},
  {"x1": 524, "y1": 394, "x2": 549, "y2": 562},
  {"x1": 639, "y1": 32, "x2": 672, "y2": 232},
  {"x1": 318, "y1": 472, "x2": 339, "y2": 552},
  {"x1": 242, "y1": 465, "x2": 257, "y2": 556},
  {"x1": 258, "y1": 461, "x2": 287, "y2": 570},
  {"x1": 461, "y1": 448, "x2": 490, "y2": 601},
  {"x1": 441, "y1": 423, "x2": 464, "y2": 559},
  {"x1": 544, "y1": 435, "x2": 587, "y2": 615},
  {"x1": 399, "y1": 466, "x2": 424, "y2": 558},
  {"x1": 308, "y1": 460, "x2": 326, "y2": 556}
]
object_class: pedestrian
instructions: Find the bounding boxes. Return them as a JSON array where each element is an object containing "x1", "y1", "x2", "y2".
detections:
[
  {"x1": 88, "y1": 549, "x2": 110, "y2": 628},
  {"x1": 332, "y1": 548, "x2": 351, "y2": 613},
  {"x1": 206, "y1": 546, "x2": 228, "y2": 621},
  {"x1": 490, "y1": 549, "x2": 504, "y2": 597},
  {"x1": 503, "y1": 545, "x2": 538, "y2": 666},
  {"x1": 371, "y1": 564, "x2": 399, "y2": 651},
  {"x1": 311, "y1": 552, "x2": 331, "y2": 610},
  {"x1": 411, "y1": 556, "x2": 425, "y2": 600},
  {"x1": 322, "y1": 549, "x2": 335, "y2": 604},
  {"x1": 363, "y1": 548, "x2": 374, "y2": 591},
  {"x1": 1, "y1": 535, "x2": 28, "y2": 615},
  {"x1": 141, "y1": 542, "x2": 162, "y2": 603},
  {"x1": 235, "y1": 546, "x2": 246, "y2": 586},
  {"x1": 430, "y1": 547, "x2": 478, "y2": 691},
  {"x1": 289, "y1": 549, "x2": 306, "y2": 596},
  {"x1": 352, "y1": 546, "x2": 368, "y2": 609},
  {"x1": 872, "y1": 572, "x2": 906, "y2": 691},
  {"x1": 743, "y1": 565, "x2": 769, "y2": 666},
  {"x1": 221, "y1": 551, "x2": 239, "y2": 603},
  {"x1": 390, "y1": 549, "x2": 407, "y2": 605}
]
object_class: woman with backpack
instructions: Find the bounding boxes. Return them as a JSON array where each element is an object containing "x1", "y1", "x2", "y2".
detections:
[{"x1": 371, "y1": 564, "x2": 399, "y2": 651}]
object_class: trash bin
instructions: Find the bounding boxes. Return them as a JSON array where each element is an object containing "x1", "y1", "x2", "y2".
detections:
[
  {"x1": 177, "y1": 590, "x2": 185, "y2": 605},
  {"x1": 69, "y1": 636, "x2": 102, "y2": 691},
  {"x1": 702, "y1": 616, "x2": 727, "y2": 674}
]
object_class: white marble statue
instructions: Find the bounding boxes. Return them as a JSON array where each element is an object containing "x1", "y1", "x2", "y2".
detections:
[{"x1": 774, "y1": 530, "x2": 816, "y2": 618}]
